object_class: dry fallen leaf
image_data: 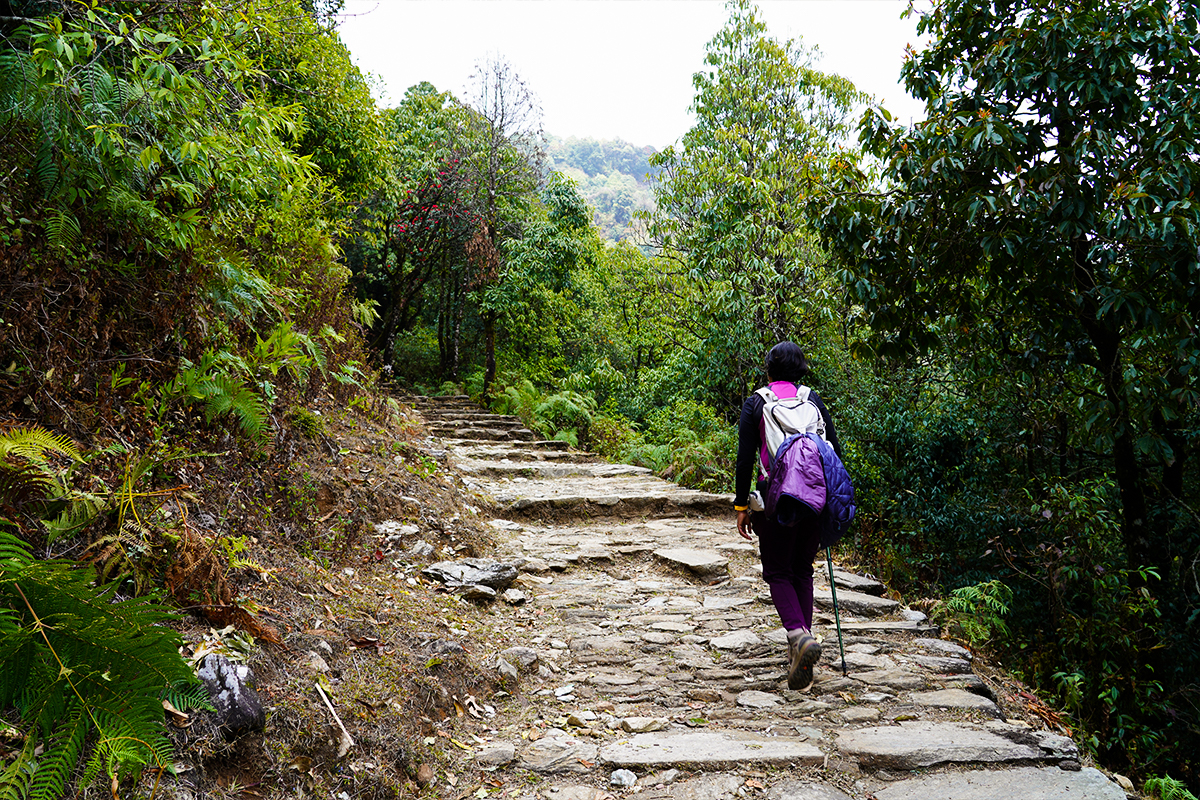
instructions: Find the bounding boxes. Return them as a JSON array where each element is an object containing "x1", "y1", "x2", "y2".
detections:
[{"x1": 161, "y1": 699, "x2": 191, "y2": 728}]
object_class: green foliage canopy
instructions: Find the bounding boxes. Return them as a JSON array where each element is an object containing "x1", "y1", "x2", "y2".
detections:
[
  {"x1": 817, "y1": 0, "x2": 1200, "y2": 579},
  {"x1": 647, "y1": 0, "x2": 865, "y2": 407}
]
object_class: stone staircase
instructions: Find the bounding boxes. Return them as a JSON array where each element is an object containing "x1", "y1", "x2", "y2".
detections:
[{"x1": 414, "y1": 396, "x2": 1127, "y2": 800}]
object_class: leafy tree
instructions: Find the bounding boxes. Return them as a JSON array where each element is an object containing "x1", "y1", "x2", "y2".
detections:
[
  {"x1": 458, "y1": 55, "x2": 547, "y2": 395},
  {"x1": 818, "y1": 0, "x2": 1200, "y2": 586},
  {"x1": 816, "y1": 0, "x2": 1200, "y2": 777},
  {"x1": 647, "y1": 0, "x2": 864, "y2": 411}
]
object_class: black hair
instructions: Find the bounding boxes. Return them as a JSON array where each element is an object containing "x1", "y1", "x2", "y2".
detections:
[{"x1": 765, "y1": 341, "x2": 809, "y2": 382}]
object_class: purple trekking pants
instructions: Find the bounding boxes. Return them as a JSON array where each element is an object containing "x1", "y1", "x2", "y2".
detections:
[{"x1": 754, "y1": 510, "x2": 821, "y2": 632}]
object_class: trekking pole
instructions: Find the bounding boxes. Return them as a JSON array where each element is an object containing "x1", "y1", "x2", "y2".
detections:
[{"x1": 825, "y1": 547, "x2": 848, "y2": 676}]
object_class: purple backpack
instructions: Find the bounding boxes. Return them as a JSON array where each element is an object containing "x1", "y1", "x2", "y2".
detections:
[{"x1": 764, "y1": 433, "x2": 826, "y2": 527}]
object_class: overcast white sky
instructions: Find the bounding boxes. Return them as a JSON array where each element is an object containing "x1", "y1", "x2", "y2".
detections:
[{"x1": 337, "y1": 0, "x2": 928, "y2": 149}]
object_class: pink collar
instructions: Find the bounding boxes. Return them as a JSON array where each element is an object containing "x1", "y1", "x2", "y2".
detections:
[{"x1": 768, "y1": 380, "x2": 798, "y2": 399}]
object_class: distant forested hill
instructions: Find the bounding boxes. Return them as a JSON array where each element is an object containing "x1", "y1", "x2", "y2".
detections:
[{"x1": 547, "y1": 135, "x2": 658, "y2": 243}]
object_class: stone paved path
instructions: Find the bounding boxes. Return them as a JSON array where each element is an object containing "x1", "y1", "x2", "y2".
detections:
[{"x1": 417, "y1": 396, "x2": 1128, "y2": 800}]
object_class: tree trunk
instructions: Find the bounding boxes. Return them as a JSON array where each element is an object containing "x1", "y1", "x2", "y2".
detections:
[{"x1": 482, "y1": 310, "x2": 497, "y2": 398}]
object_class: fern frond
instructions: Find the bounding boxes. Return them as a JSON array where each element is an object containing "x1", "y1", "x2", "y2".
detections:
[
  {"x1": 28, "y1": 702, "x2": 88, "y2": 800},
  {"x1": 162, "y1": 680, "x2": 215, "y2": 713},
  {"x1": 198, "y1": 375, "x2": 268, "y2": 441},
  {"x1": 0, "y1": 427, "x2": 81, "y2": 467},
  {"x1": 1145, "y1": 776, "x2": 1199, "y2": 800},
  {"x1": 44, "y1": 208, "x2": 82, "y2": 250},
  {"x1": 0, "y1": 531, "x2": 32, "y2": 566},
  {"x1": 0, "y1": 734, "x2": 37, "y2": 800}
]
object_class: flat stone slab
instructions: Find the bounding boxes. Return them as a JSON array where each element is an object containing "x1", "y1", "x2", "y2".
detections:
[
  {"x1": 837, "y1": 721, "x2": 1043, "y2": 769},
  {"x1": 814, "y1": 588, "x2": 899, "y2": 617},
  {"x1": 666, "y1": 774, "x2": 744, "y2": 800},
  {"x1": 736, "y1": 690, "x2": 783, "y2": 708},
  {"x1": 838, "y1": 621, "x2": 939, "y2": 635},
  {"x1": 830, "y1": 569, "x2": 886, "y2": 596},
  {"x1": 910, "y1": 655, "x2": 973, "y2": 674},
  {"x1": 854, "y1": 669, "x2": 928, "y2": 691},
  {"x1": 912, "y1": 638, "x2": 972, "y2": 660},
  {"x1": 840, "y1": 707, "x2": 881, "y2": 723},
  {"x1": 841, "y1": 652, "x2": 896, "y2": 672},
  {"x1": 768, "y1": 781, "x2": 855, "y2": 800},
  {"x1": 873, "y1": 767, "x2": 1124, "y2": 800},
  {"x1": 911, "y1": 689, "x2": 1001, "y2": 716},
  {"x1": 521, "y1": 734, "x2": 600, "y2": 773},
  {"x1": 702, "y1": 596, "x2": 754, "y2": 610},
  {"x1": 654, "y1": 548, "x2": 730, "y2": 578},
  {"x1": 710, "y1": 630, "x2": 762, "y2": 650},
  {"x1": 600, "y1": 731, "x2": 823, "y2": 769}
]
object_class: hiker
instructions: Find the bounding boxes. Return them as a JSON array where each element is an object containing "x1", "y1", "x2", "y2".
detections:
[{"x1": 734, "y1": 341, "x2": 842, "y2": 692}]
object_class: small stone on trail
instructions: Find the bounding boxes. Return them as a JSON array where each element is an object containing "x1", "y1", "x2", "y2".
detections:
[
  {"x1": 501, "y1": 646, "x2": 540, "y2": 672},
  {"x1": 710, "y1": 630, "x2": 762, "y2": 650},
  {"x1": 909, "y1": 637, "x2": 970, "y2": 657},
  {"x1": 610, "y1": 769, "x2": 638, "y2": 787},
  {"x1": 497, "y1": 658, "x2": 519, "y2": 682},
  {"x1": 647, "y1": 768, "x2": 681, "y2": 785},
  {"x1": 476, "y1": 742, "x2": 516, "y2": 766},
  {"x1": 911, "y1": 688, "x2": 1001, "y2": 716},
  {"x1": 502, "y1": 588, "x2": 528, "y2": 605},
  {"x1": 306, "y1": 652, "x2": 330, "y2": 673},
  {"x1": 427, "y1": 638, "x2": 465, "y2": 655},
  {"x1": 653, "y1": 548, "x2": 729, "y2": 578},
  {"x1": 642, "y1": 631, "x2": 675, "y2": 644},
  {"x1": 620, "y1": 716, "x2": 668, "y2": 733},
  {"x1": 408, "y1": 540, "x2": 436, "y2": 558},
  {"x1": 461, "y1": 584, "x2": 497, "y2": 601},
  {"x1": 542, "y1": 787, "x2": 610, "y2": 800},
  {"x1": 900, "y1": 609, "x2": 928, "y2": 622},
  {"x1": 422, "y1": 559, "x2": 518, "y2": 591},
  {"x1": 737, "y1": 690, "x2": 783, "y2": 709},
  {"x1": 520, "y1": 733, "x2": 600, "y2": 774},
  {"x1": 840, "y1": 707, "x2": 880, "y2": 723},
  {"x1": 766, "y1": 780, "x2": 855, "y2": 800}
]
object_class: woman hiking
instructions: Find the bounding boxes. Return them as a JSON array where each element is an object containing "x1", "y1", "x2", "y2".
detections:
[{"x1": 734, "y1": 341, "x2": 842, "y2": 692}]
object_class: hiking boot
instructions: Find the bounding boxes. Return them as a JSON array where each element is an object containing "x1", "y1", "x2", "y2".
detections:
[{"x1": 787, "y1": 630, "x2": 821, "y2": 692}]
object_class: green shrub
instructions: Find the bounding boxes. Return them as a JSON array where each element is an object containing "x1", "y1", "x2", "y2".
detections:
[
  {"x1": 930, "y1": 579, "x2": 1012, "y2": 649},
  {"x1": 534, "y1": 390, "x2": 596, "y2": 447},
  {"x1": 590, "y1": 415, "x2": 638, "y2": 460},
  {"x1": 1145, "y1": 776, "x2": 1198, "y2": 800}
]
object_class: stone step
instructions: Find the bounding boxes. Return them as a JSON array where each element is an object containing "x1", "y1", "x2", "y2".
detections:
[
  {"x1": 506, "y1": 490, "x2": 732, "y2": 520},
  {"x1": 427, "y1": 413, "x2": 525, "y2": 425},
  {"x1": 449, "y1": 445, "x2": 594, "y2": 463},
  {"x1": 457, "y1": 460, "x2": 652, "y2": 479},
  {"x1": 814, "y1": 587, "x2": 900, "y2": 617},
  {"x1": 430, "y1": 426, "x2": 538, "y2": 441},
  {"x1": 445, "y1": 438, "x2": 574, "y2": 453},
  {"x1": 873, "y1": 766, "x2": 1122, "y2": 800},
  {"x1": 598, "y1": 730, "x2": 823, "y2": 769},
  {"x1": 837, "y1": 721, "x2": 1078, "y2": 770}
]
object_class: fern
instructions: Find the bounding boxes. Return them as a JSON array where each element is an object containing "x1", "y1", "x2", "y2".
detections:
[
  {"x1": 163, "y1": 352, "x2": 270, "y2": 442},
  {"x1": 162, "y1": 680, "x2": 215, "y2": 713},
  {"x1": 0, "y1": 428, "x2": 81, "y2": 467},
  {"x1": 932, "y1": 579, "x2": 1014, "y2": 648},
  {"x1": 0, "y1": 531, "x2": 199, "y2": 798},
  {"x1": 0, "y1": 427, "x2": 100, "y2": 544},
  {"x1": 198, "y1": 374, "x2": 268, "y2": 441},
  {"x1": 44, "y1": 208, "x2": 81, "y2": 250},
  {"x1": 1145, "y1": 777, "x2": 1198, "y2": 800}
]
